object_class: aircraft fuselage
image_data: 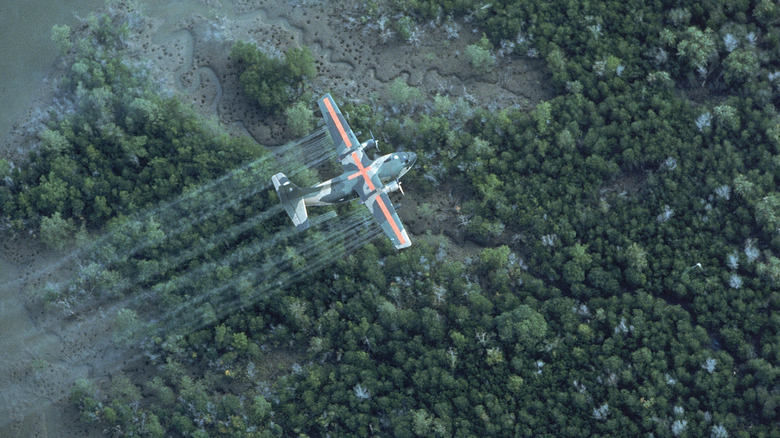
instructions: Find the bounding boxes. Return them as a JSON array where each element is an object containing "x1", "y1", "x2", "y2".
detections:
[
  {"x1": 273, "y1": 93, "x2": 415, "y2": 248},
  {"x1": 301, "y1": 150, "x2": 416, "y2": 206}
]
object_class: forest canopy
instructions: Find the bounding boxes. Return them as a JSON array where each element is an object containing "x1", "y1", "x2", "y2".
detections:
[
  {"x1": 1, "y1": 17, "x2": 262, "y2": 235},
  {"x1": 1, "y1": 0, "x2": 778, "y2": 437}
]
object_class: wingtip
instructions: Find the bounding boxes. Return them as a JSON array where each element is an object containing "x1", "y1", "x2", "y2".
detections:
[
  {"x1": 395, "y1": 240, "x2": 412, "y2": 250},
  {"x1": 318, "y1": 93, "x2": 333, "y2": 106}
]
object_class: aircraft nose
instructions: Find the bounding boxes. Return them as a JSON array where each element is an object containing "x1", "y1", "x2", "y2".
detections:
[{"x1": 407, "y1": 152, "x2": 417, "y2": 167}]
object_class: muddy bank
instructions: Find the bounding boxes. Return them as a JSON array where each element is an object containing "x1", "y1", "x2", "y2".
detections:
[
  {"x1": 0, "y1": 0, "x2": 106, "y2": 146},
  {"x1": 121, "y1": 0, "x2": 552, "y2": 145}
]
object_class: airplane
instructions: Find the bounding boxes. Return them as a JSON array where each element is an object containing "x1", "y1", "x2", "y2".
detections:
[{"x1": 272, "y1": 93, "x2": 416, "y2": 249}]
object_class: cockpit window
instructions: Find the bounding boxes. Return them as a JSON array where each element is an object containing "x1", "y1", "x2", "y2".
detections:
[{"x1": 390, "y1": 154, "x2": 411, "y2": 165}]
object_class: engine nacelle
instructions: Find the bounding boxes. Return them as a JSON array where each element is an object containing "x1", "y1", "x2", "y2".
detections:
[
  {"x1": 382, "y1": 180, "x2": 401, "y2": 194},
  {"x1": 360, "y1": 139, "x2": 377, "y2": 151}
]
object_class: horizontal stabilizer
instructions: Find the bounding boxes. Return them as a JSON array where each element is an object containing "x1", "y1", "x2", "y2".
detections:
[{"x1": 272, "y1": 173, "x2": 309, "y2": 230}]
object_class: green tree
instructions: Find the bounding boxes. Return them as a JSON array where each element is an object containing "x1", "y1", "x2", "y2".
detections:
[
  {"x1": 753, "y1": 0, "x2": 780, "y2": 24},
  {"x1": 145, "y1": 377, "x2": 176, "y2": 407},
  {"x1": 387, "y1": 77, "x2": 423, "y2": 111},
  {"x1": 723, "y1": 48, "x2": 758, "y2": 85},
  {"x1": 495, "y1": 305, "x2": 547, "y2": 350},
  {"x1": 112, "y1": 308, "x2": 144, "y2": 346},
  {"x1": 0, "y1": 158, "x2": 10, "y2": 180},
  {"x1": 145, "y1": 414, "x2": 165, "y2": 438},
  {"x1": 70, "y1": 378, "x2": 100, "y2": 423},
  {"x1": 50, "y1": 24, "x2": 72, "y2": 55},
  {"x1": 231, "y1": 42, "x2": 316, "y2": 115},
  {"x1": 623, "y1": 242, "x2": 649, "y2": 271},
  {"x1": 466, "y1": 34, "x2": 496, "y2": 74},
  {"x1": 285, "y1": 100, "x2": 315, "y2": 137},
  {"x1": 676, "y1": 27, "x2": 716, "y2": 77},
  {"x1": 532, "y1": 101, "x2": 552, "y2": 134},
  {"x1": 249, "y1": 395, "x2": 272, "y2": 423},
  {"x1": 39, "y1": 212, "x2": 76, "y2": 251},
  {"x1": 754, "y1": 192, "x2": 780, "y2": 237},
  {"x1": 285, "y1": 46, "x2": 316, "y2": 83},
  {"x1": 563, "y1": 243, "x2": 592, "y2": 286}
]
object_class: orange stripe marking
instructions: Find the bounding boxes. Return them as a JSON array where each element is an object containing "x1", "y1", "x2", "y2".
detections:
[
  {"x1": 376, "y1": 195, "x2": 407, "y2": 245},
  {"x1": 323, "y1": 97, "x2": 352, "y2": 149},
  {"x1": 347, "y1": 152, "x2": 375, "y2": 191},
  {"x1": 344, "y1": 151, "x2": 405, "y2": 245},
  {"x1": 323, "y1": 96, "x2": 405, "y2": 246}
]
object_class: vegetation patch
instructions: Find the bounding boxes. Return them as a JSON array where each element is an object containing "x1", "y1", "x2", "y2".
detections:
[{"x1": 230, "y1": 41, "x2": 316, "y2": 117}]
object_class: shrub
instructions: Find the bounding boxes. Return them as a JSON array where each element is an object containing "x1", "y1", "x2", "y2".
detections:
[
  {"x1": 285, "y1": 101, "x2": 315, "y2": 137},
  {"x1": 466, "y1": 34, "x2": 496, "y2": 74},
  {"x1": 231, "y1": 42, "x2": 316, "y2": 115}
]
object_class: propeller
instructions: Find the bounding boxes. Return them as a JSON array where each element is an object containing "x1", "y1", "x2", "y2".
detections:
[
  {"x1": 397, "y1": 180, "x2": 405, "y2": 196},
  {"x1": 370, "y1": 130, "x2": 379, "y2": 151}
]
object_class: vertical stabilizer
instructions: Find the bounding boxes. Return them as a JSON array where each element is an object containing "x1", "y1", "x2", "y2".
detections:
[{"x1": 271, "y1": 173, "x2": 310, "y2": 230}]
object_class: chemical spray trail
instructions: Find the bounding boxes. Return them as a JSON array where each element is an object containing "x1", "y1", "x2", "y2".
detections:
[
  {"x1": 10, "y1": 127, "x2": 335, "y2": 313},
  {"x1": 89, "y1": 127, "x2": 331, "y2": 270},
  {"x1": 0, "y1": 127, "x2": 326, "y2": 291},
  {"x1": 0, "y1": 128, "x2": 378, "y2": 433},
  {"x1": 0, "y1": 206, "x2": 381, "y2": 433},
  {"x1": 154, "y1": 207, "x2": 381, "y2": 335},
  {"x1": 5, "y1": 126, "x2": 337, "y2": 352}
]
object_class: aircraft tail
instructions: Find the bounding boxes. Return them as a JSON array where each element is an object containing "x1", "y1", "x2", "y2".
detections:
[{"x1": 272, "y1": 173, "x2": 310, "y2": 230}]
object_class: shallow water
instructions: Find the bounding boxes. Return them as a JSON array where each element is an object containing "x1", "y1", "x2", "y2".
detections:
[
  {"x1": 0, "y1": 0, "x2": 105, "y2": 142},
  {"x1": 0, "y1": 0, "x2": 238, "y2": 145}
]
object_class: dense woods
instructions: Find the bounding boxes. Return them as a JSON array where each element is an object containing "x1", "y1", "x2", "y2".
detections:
[
  {"x1": 1, "y1": 0, "x2": 778, "y2": 436},
  {"x1": 1, "y1": 15, "x2": 262, "y2": 236},
  {"x1": 230, "y1": 41, "x2": 316, "y2": 117}
]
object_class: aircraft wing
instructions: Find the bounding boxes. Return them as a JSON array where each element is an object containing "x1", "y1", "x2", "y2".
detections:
[
  {"x1": 363, "y1": 190, "x2": 411, "y2": 249},
  {"x1": 318, "y1": 93, "x2": 361, "y2": 159},
  {"x1": 318, "y1": 93, "x2": 411, "y2": 249},
  {"x1": 343, "y1": 151, "x2": 411, "y2": 249}
]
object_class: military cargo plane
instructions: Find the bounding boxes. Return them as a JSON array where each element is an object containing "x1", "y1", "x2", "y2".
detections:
[{"x1": 272, "y1": 93, "x2": 416, "y2": 249}]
